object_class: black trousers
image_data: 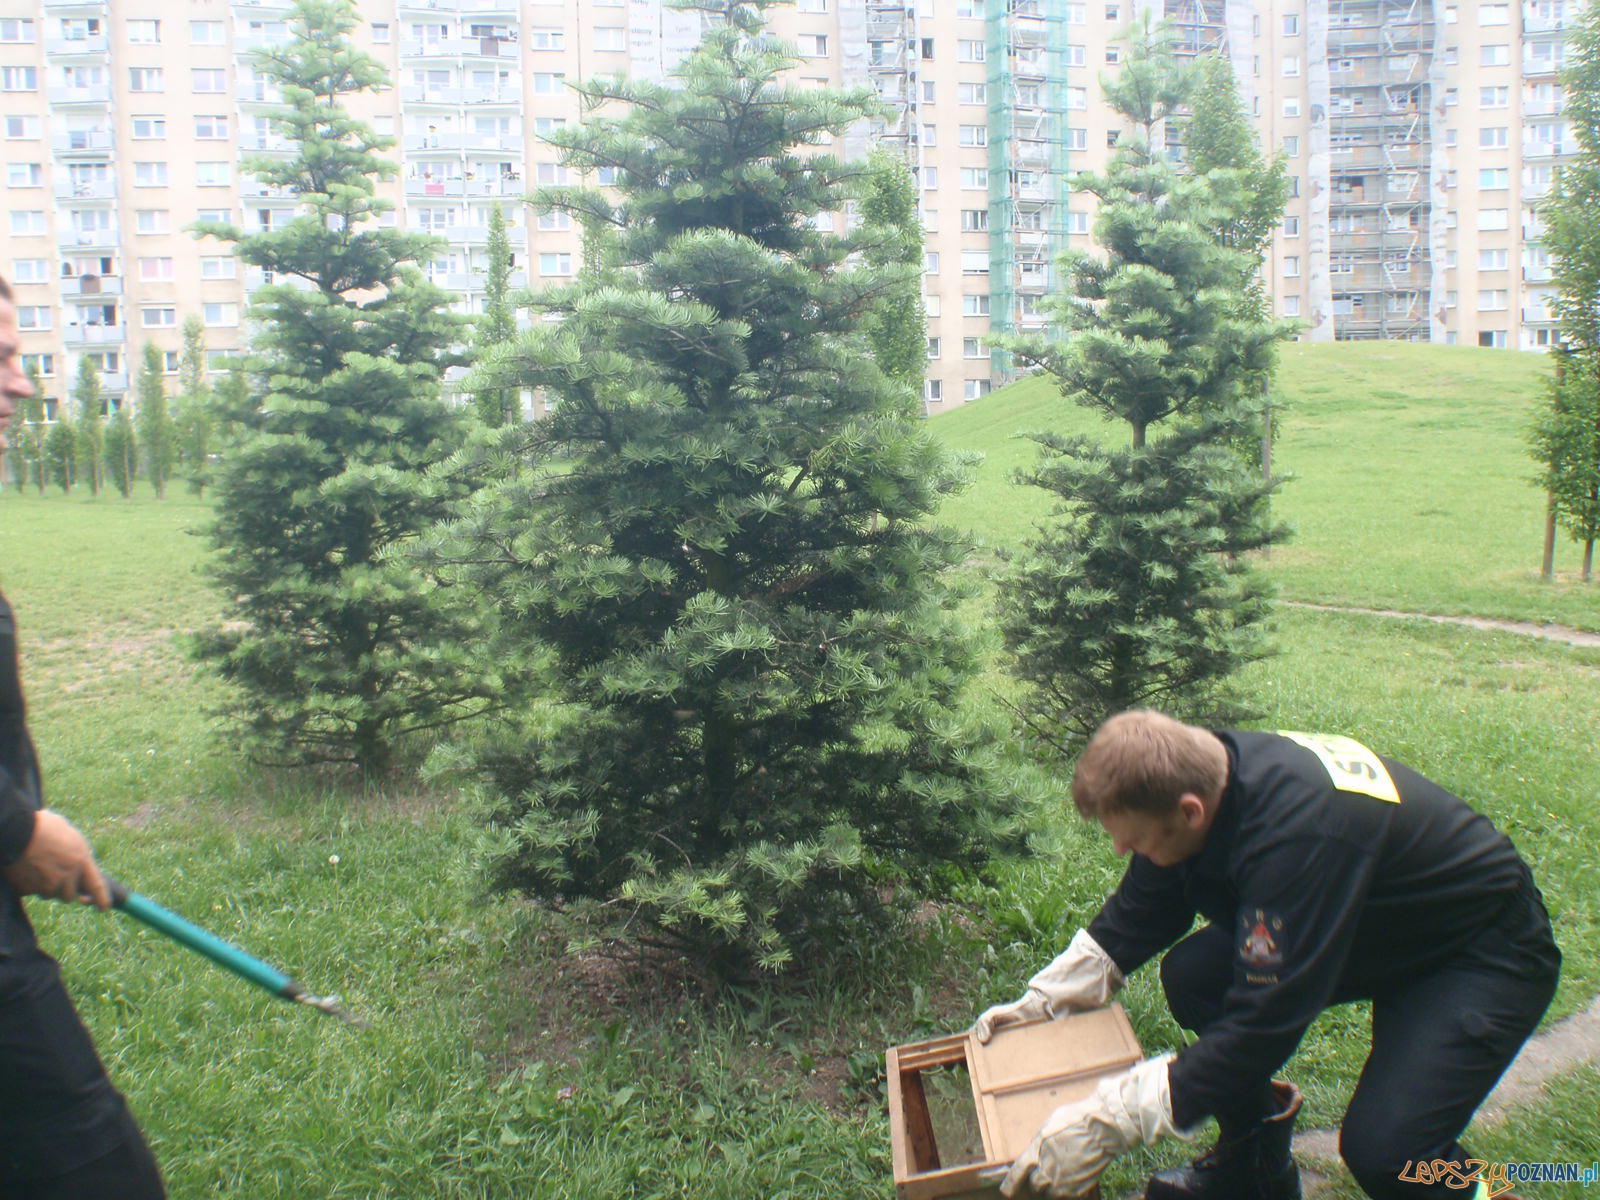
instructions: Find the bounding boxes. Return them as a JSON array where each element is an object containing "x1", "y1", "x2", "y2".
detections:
[
  {"x1": 0, "y1": 928, "x2": 165, "y2": 1200},
  {"x1": 1159, "y1": 879, "x2": 1560, "y2": 1200}
]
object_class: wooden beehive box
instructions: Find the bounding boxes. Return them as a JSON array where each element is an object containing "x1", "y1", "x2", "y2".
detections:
[{"x1": 887, "y1": 1005, "x2": 1143, "y2": 1200}]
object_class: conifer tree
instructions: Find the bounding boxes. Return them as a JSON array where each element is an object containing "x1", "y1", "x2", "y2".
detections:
[
  {"x1": 994, "y1": 18, "x2": 1294, "y2": 751},
  {"x1": 859, "y1": 149, "x2": 928, "y2": 400},
  {"x1": 44, "y1": 409, "x2": 75, "y2": 495},
  {"x1": 191, "y1": 0, "x2": 498, "y2": 774},
  {"x1": 12, "y1": 363, "x2": 47, "y2": 495},
  {"x1": 104, "y1": 399, "x2": 137, "y2": 498},
  {"x1": 426, "y1": 0, "x2": 1033, "y2": 974},
  {"x1": 1533, "y1": 0, "x2": 1600, "y2": 580},
  {"x1": 471, "y1": 204, "x2": 518, "y2": 427},
  {"x1": 174, "y1": 317, "x2": 216, "y2": 498},
  {"x1": 70, "y1": 357, "x2": 104, "y2": 496},
  {"x1": 137, "y1": 342, "x2": 177, "y2": 499}
]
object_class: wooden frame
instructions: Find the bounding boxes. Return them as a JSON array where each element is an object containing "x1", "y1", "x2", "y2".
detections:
[{"x1": 887, "y1": 1005, "x2": 1143, "y2": 1200}]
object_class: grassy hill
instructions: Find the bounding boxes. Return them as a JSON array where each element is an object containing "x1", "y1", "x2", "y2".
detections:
[{"x1": 932, "y1": 340, "x2": 1599, "y2": 631}]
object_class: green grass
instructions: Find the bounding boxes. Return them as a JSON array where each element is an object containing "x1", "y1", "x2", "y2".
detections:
[{"x1": 2, "y1": 340, "x2": 1597, "y2": 1199}]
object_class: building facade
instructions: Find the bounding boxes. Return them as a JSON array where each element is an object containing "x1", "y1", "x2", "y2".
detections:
[{"x1": 0, "y1": 0, "x2": 1582, "y2": 420}]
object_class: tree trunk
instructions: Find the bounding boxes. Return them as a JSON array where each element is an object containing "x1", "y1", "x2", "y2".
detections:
[
  {"x1": 1585, "y1": 539, "x2": 1595, "y2": 583},
  {"x1": 1542, "y1": 491, "x2": 1558, "y2": 582}
]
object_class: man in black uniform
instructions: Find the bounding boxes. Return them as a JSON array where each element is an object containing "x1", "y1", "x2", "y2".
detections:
[
  {"x1": 0, "y1": 278, "x2": 166, "y2": 1199},
  {"x1": 975, "y1": 710, "x2": 1559, "y2": 1200}
]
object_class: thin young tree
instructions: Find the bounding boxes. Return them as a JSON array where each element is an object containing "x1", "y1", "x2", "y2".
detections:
[
  {"x1": 70, "y1": 357, "x2": 104, "y2": 496},
  {"x1": 43, "y1": 407, "x2": 75, "y2": 496},
  {"x1": 191, "y1": 0, "x2": 499, "y2": 775},
  {"x1": 424, "y1": 0, "x2": 1033, "y2": 975},
  {"x1": 471, "y1": 203, "x2": 518, "y2": 427},
  {"x1": 994, "y1": 17, "x2": 1295, "y2": 752},
  {"x1": 859, "y1": 148, "x2": 928, "y2": 402},
  {"x1": 136, "y1": 342, "x2": 177, "y2": 499},
  {"x1": 1533, "y1": 0, "x2": 1600, "y2": 580},
  {"x1": 12, "y1": 363, "x2": 48, "y2": 495},
  {"x1": 104, "y1": 398, "x2": 137, "y2": 499},
  {"x1": 174, "y1": 318, "x2": 216, "y2": 498}
]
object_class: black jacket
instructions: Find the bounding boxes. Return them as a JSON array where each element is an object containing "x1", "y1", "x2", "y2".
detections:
[
  {"x1": 1087, "y1": 728, "x2": 1531, "y2": 1128},
  {"x1": 0, "y1": 590, "x2": 41, "y2": 869}
]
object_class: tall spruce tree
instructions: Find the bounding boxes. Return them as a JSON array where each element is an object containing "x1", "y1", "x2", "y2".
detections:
[
  {"x1": 13, "y1": 363, "x2": 47, "y2": 495},
  {"x1": 994, "y1": 18, "x2": 1294, "y2": 751},
  {"x1": 174, "y1": 317, "x2": 216, "y2": 498},
  {"x1": 104, "y1": 398, "x2": 137, "y2": 498},
  {"x1": 70, "y1": 357, "x2": 104, "y2": 496},
  {"x1": 859, "y1": 149, "x2": 928, "y2": 402},
  {"x1": 43, "y1": 407, "x2": 75, "y2": 495},
  {"x1": 1533, "y1": 0, "x2": 1600, "y2": 580},
  {"x1": 191, "y1": 0, "x2": 498, "y2": 774},
  {"x1": 425, "y1": 0, "x2": 1033, "y2": 974},
  {"x1": 137, "y1": 342, "x2": 177, "y2": 499},
  {"x1": 471, "y1": 204, "x2": 518, "y2": 427}
]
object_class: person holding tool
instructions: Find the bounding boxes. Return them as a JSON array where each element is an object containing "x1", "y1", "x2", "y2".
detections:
[
  {"x1": 974, "y1": 710, "x2": 1559, "y2": 1199},
  {"x1": 0, "y1": 277, "x2": 166, "y2": 1200}
]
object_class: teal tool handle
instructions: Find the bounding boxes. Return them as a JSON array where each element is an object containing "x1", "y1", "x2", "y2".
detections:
[{"x1": 108, "y1": 878, "x2": 302, "y2": 1000}]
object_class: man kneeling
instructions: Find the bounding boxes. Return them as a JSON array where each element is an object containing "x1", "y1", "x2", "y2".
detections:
[{"x1": 975, "y1": 711, "x2": 1559, "y2": 1199}]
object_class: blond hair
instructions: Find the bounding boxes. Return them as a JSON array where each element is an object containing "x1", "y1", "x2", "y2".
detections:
[{"x1": 1072, "y1": 710, "x2": 1228, "y2": 819}]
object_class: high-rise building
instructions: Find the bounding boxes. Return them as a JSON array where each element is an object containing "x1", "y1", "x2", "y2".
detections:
[{"x1": 0, "y1": 0, "x2": 1582, "y2": 420}]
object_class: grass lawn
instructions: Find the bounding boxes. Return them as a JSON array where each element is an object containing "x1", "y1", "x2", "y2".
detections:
[{"x1": 1, "y1": 339, "x2": 1596, "y2": 1199}]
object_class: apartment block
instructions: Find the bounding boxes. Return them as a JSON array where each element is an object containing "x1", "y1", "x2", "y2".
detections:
[{"x1": 0, "y1": 0, "x2": 1584, "y2": 421}]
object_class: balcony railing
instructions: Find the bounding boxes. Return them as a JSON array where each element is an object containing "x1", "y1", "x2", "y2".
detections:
[
  {"x1": 61, "y1": 275, "x2": 123, "y2": 299},
  {"x1": 54, "y1": 177, "x2": 115, "y2": 200},
  {"x1": 51, "y1": 130, "x2": 114, "y2": 155},
  {"x1": 56, "y1": 228, "x2": 117, "y2": 251},
  {"x1": 47, "y1": 83, "x2": 112, "y2": 105},
  {"x1": 60, "y1": 323, "x2": 126, "y2": 346},
  {"x1": 44, "y1": 35, "x2": 108, "y2": 55}
]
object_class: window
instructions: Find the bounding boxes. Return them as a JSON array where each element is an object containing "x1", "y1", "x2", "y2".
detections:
[
  {"x1": 1282, "y1": 55, "x2": 1301, "y2": 77},
  {"x1": 1480, "y1": 44, "x2": 1510, "y2": 66},
  {"x1": 1283, "y1": 256, "x2": 1300, "y2": 278},
  {"x1": 926, "y1": 337, "x2": 941, "y2": 360},
  {"x1": 1480, "y1": 4, "x2": 1509, "y2": 23},
  {"x1": 1479, "y1": 167, "x2": 1510, "y2": 189},
  {"x1": 964, "y1": 379, "x2": 992, "y2": 400},
  {"x1": 538, "y1": 210, "x2": 573, "y2": 232},
  {"x1": 128, "y1": 68, "x2": 163, "y2": 92},
  {"x1": 960, "y1": 209, "x2": 989, "y2": 232},
  {"x1": 1, "y1": 66, "x2": 38, "y2": 91},
  {"x1": 1477, "y1": 209, "x2": 1510, "y2": 231},
  {"x1": 798, "y1": 34, "x2": 827, "y2": 56},
  {"x1": 528, "y1": 28, "x2": 565, "y2": 50},
  {"x1": 535, "y1": 163, "x2": 569, "y2": 186},
  {"x1": 1478, "y1": 249, "x2": 1509, "y2": 270},
  {"x1": 195, "y1": 116, "x2": 229, "y2": 140},
  {"x1": 20, "y1": 353, "x2": 53, "y2": 376},
  {"x1": 1477, "y1": 290, "x2": 1508, "y2": 311},
  {"x1": 960, "y1": 167, "x2": 988, "y2": 190},
  {"x1": 1064, "y1": 127, "x2": 1087, "y2": 151},
  {"x1": 539, "y1": 252, "x2": 573, "y2": 277},
  {"x1": 924, "y1": 252, "x2": 940, "y2": 275},
  {"x1": 1066, "y1": 87, "x2": 1088, "y2": 110},
  {"x1": 1480, "y1": 86, "x2": 1510, "y2": 108},
  {"x1": 593, "y1": 26, "x2": 625, "y2": 51},
  {"x1": 203, "y1": 303, "x2": 240, "y2": 327},
  {"x1": 191, "y1": 20, "x2": 225, "y2": 44},
  {"x1": 133, "y1": 210, "x2": 169, "y2": 235},
  {"x1": 200, "y1": 256, "x2": 237, "y2": 280},
  {"x1": 958, "y1": 83, "x2": 986, "y2": 105},
  {"x1": 957, "y1": 40, "x2": 985, "y2": 62},
  {"x1": 131, "y1": 117, "x2": 166, "y2": 140},
  {"x1": 128, "y1": 19, "x2": 160, "y2": 43},
  {"x1": 1282, "y1": 98, "x2": 1301, "y2": 119},
  {"x1": 196, "y1": 162, "x2": 230, "y2": 187},
  {"x1": 9, "y1": 211, "x2": 45, "y2": 236},
  {"x1": 962, "y1": 294, "x2": 990, "y2": 317},
  {"x1": 1283, "y1": 295, "x2": 1302, "y2": 317},
  {"x1": 6, "y1": 163, "x2": 41, "y2": 188},
  {"x1": 924, "y1": 379, "x2": 943, "y2": 405},
  {"x1": 1479, "y1": 127, "x2": 1509, "y2": 148},
  {"x1": 1066, "y1": 4, "x2": 1086, "y2": 22},
  {"x1": 1284, "y1": 216, "x2": 1300, "y2": 238},
  {"x1": 959, "y1": 125, "x2": 987, "y2": 148},
  {"x1": 134, "y1": 162, "x2": 169, "y2": 187},
  {"x1": 1284, "y1": 136, "x2": 1300, "y2": 158},
  {"x1": 959, "y1": 337, "x2": 984, "y2": 359},
  {"x1": 799, "y1": 0, "x2": 830, "y2": 11},
  {"x1": 956, "y1": 0, "x2": 983, "y2": 14},
  {"x1": 1066, "y1": 211, "x2": 1090, "y2": 235},
  {"x1": 533, "y1": 73, "x2": 565, "y2": 95},
  {"x1": 0, "y1": 19, "x2": 36, "y2": 42},
  {"x1": 369, "y1": 22, "x2": 391, "y2": 43},
  {"x1": 920, "y1": 166, "x2": 938, "y2": 190},
  {"x1": 15, "y1": 306, "x2": 50, "y2": 331},
  {"x1": 10, "y1": 259, "x2": 47, "y2": 284},
  {"x1": 197, "y1": 208, "x2": 231, "y2": 225},
  {"x1": 961, "y1": 251, "x2": 990, "y2": 275},
  {"x1": 1283, "y1": 14, "x2": 1300, "y2": 35},
  {"x1": 138, "y1": 257, "x2": 176, "y2": 282},
  {"x1": 141, "y1": 307, "x2": 178, "y2": 329},
  {"x1": 4, "y1": 115, "x2": 39, "y2": 140},
  {"x1": 192, "y1": 68, "x2": 227, "y2": 93}
]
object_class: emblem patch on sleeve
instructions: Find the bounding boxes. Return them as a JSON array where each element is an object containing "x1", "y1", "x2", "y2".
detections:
[
  {"x1": 1277, "y1": 731, "x2": 1401, "y2": 803},
  {"x1": 1239, "y1": 908, "x2": 1286, "y2": 984}
]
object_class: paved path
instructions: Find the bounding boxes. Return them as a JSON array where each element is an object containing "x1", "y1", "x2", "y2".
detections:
[{"x1": 1286, "y1": 602, "x2": 1600, "y2": 649}]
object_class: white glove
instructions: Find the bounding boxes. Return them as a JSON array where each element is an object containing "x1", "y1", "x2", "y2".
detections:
[
  {"x1": 1000, "y1": 1054, "x2": 1197, "y2": 1198},
  {"x1": 973, "y1": 929, "x2": 1126, "y2": 1043}
]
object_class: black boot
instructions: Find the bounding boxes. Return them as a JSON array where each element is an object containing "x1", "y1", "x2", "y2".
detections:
[{"x1": 1144, "y1": 1080, "x2": 1302, "y2": 1200}]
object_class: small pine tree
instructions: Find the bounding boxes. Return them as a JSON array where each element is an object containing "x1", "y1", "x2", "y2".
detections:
[
  {"x1": 71, "y1": 357, "x2": 104, "y2": 496},
  {"x1": 12, "y1": 363, "x2": 48, "y2": 495},
  {"x1": 1532, "y1": 351, "x2": 1600, "y2": 579},
  {"x1": 105, "y1": 399, "x2": 137, "y2": 498},
  {"x1": 191, "y1": 0, "x2": 498, "y2": 775},
  {"x1": 174, "y1": 318, "x2": 216, "y2": 498},
  {"x1": 472, "y1": 203, "x2": 518, "y2": 427},
  {"x1": 137, "y1": 342, "x2": 177, "y2": 499},
  {"x1": 994, "y1": 17, "x2": 1294, "y2": 752},
  {"x1": 859, "y1": 149, "x2": 928, "y2": 403},
  {"x1": 44, "y1": 409, "x2": 75, "y2": 495},
  {"x1": 425, "y1": 0, "x2": 1034, "y2": 976}
]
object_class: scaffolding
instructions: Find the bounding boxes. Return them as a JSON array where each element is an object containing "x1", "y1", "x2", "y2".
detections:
[
  {"x1": 986, "y1": 0, "x2": 1074, "y2": 383},
  {"x1": 1325, "y1": 0, "x2": 1434, "y2": 341}
]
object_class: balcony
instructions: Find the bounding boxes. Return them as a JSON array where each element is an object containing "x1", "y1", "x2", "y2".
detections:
[
  {"x1": 48, "y1": 83, "x2": 112, "y2": 106},
  {"x1": 1522, "y1": 57, "x2": 1563, "y2": 78},
  {"x1": 230, "y1": 0, "x2": 294, "y2": 9},
  {"x1": 61, "y1": 275, "x2": 123, "y2": 299},
  {"x1": 1522, "y1": 98, "x2": 1562, "y2": 116},
  {"x1": 1522, "y1": 141, "x2": 1568, "y2": 159},
  {"x1": 237, "y1": 81, "x2": 284, "y2": 104},
  {"x1": 1523, "y1": 263, "x2": 1554, "y2": 283},
  {"x1": 400, "y1": 35, "x2": 515, "y2": 59},
  {"x1": 398, "y1": 0, "x2": 463, "y2": 9},
  {"x1": 51, "y1": 130, "x2": 114, "y2": 155},
  {"x1": 400, "y1": 85, "x2": 467, "y2": 105},
  {"x1": 460, "y1": 86, "x2": 522, "y2": 107},
  {"x1": 1524, "y1": 12, "x2": 1569, "y2": 34},
  {"x1": 57, "y1": 228, "x2": 117, "y2": 252},
  {"x1": 405, "y1": 130, "x2": 523, "y2": 154},
  {"x1": 95, "y1": 371, "x2": 129, "y2": 393},
  {"x1": 60, "y1": 323, "x2": 126, "y2": 347},
  {"x1": 45, "y1": 35, "x2": 109, "y2": 55},
  {"x1": 426, "y1": 223, "x2": 526, "y2": 246},
  {"x1": 54, "y1": 176, "x2": 115, "y2": 200},
  {"x1": 239, "y1": 178, "x2": 300, "y2": 199},
  {"x1": 235, "y1": 31, "x2": 294, "y2": 53},
  {"x1": 239, "y1": 132, "x2": 297, "y2": 154},
  {"x1": 1522, "y1": 304, "x2": 1555, "y2": 323},
  {"x1": 406, "y1": 177, "x2": 467, "y2": 197}
]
